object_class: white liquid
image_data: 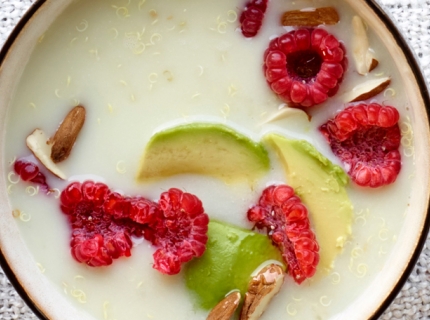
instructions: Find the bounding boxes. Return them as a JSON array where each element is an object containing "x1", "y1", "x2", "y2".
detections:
[{"x1": 3, "y1": 0, "x2": 415, "y2": 319}]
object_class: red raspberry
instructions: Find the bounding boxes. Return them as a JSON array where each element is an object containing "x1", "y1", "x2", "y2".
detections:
[
  {"x1": 60, "y1": 181, "x2": 146, "y2": 267},
  {"x1": 60, "y1": 182, "x2": 208, "y2": 274},
  {"x1": 129, "y1": 197, "x2": 159, "y2": 224},
  {"x1": 247, "y1": 185, "x2": 319, "y2": 284},
  {"x1": 103, "y1": 192, "x2": 130, "y2": 218},
  {"x1": 239, "y1": 0, "x2": 268, "y2": 37},
  {"x1": 144, "y1": 188, "x2": 209, "y2": 275},
  {"x1": 264, "y1": 28, "x2": 347, "y2": 108},
  {"x1": 319, "y1": 103, "x2": 401, "y2": 188},
  {"x1": 104, "y1": 193, "x2": 157, "y2": 225},
  {"x1": 14, "y1": 158, "x2": 50, "y2": 192}
]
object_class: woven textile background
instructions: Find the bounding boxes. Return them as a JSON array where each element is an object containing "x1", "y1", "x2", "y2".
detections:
[{"x1": 0, "y1": 0, "x2": 429, "y2": 319}]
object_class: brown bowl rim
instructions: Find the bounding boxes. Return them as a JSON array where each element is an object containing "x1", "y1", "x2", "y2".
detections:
[{"x1": 0, "y1": 0, "x2": 428, "y2": 319}]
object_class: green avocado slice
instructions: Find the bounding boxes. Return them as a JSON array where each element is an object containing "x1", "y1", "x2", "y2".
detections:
[
  {"x1": 264, "y1": 134, "x2": 353, "y2": 275},
  {"x1": 137, "y1": 123, "x2": 270, "y2": 183},
  {"x1": 184, "y1": 221, "x2": 284, "y2": 310}
]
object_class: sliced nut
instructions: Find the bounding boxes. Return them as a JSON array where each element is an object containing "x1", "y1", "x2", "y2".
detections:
[
  {"x1": 281, "y1": 7, "x2": 339, "y2": 26},
  {"x1": 50, "y1": 105, "x2": 86, "y2": 163},
  {"x1": 240, "y1": 264, "x2": 285, "y2": 320},
  {"x1": 26, "y1": 129, "x2": 67, "y2": 180},
  {"x1": 260, "y1": 107, "x2": 310, "y2": 125},
  {"x1": 369, "y1": 59, "x2": 379, "y2": 72},
  {"x1": 352, "y1": 16, "x2": 379, "y2": 75},
  {"x1": 345, "y1": 77, "x2": 391, "y2": 102},
  {"x1": 207, "y1": 291, "x2": 241, "y2": 320}
]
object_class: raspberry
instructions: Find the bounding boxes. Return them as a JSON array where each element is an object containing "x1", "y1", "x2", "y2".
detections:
[
  {"x1": 264, "y1": 28, "x2": 347, "y2": 108},
  {"x1": 60, "y1": 181, "x2": 146, "y2": 267},
  {"x1": 247, "y1": 185, "x2": 319, "y2": 284},
  {"x1": 129, "y1": 197, "x2": 158, "y2": 224},
  {"x1": 239, "y1": 0, "x2": 268, "y2": 37},
  {"x1": 14, "y1": 158, "x2": 50, "y2": 192},
  {"x1": 319, "y1": 103, "x2": 401, "y2": 188},
  {"x1": 144, "y1": 188, "x2": 209, "y2": 275},
  {"x1": 104, "y1": 193, "x2": 157, "y2": 225},
  {"x1": 60, "y1": 182, "x2": 208, "y2": 274}
]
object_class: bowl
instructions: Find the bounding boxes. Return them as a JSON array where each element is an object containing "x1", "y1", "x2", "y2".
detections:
[{"x1": 0, "y1": 0, "x2": 429, "y2": 319}]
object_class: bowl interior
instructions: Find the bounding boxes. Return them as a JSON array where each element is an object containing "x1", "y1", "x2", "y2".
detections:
[{"x1": 0, "y1": 0, "x2": 430, "y2": 319}]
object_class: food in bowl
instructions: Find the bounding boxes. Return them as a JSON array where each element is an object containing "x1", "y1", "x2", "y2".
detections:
[{"x1": 1, "y1": 0, "x2": 426, "y2": 319}]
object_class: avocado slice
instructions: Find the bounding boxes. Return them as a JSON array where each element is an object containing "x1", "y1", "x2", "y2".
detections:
[
  {"x1": 264, "y1": 134, "x2": 353, "y2": 275},
  {"x1": 137, "y1": 123, "x2": 270, "y2": 183},
  {"x1": 184, "y1": 221, "x2": 284, "y2": 310}
]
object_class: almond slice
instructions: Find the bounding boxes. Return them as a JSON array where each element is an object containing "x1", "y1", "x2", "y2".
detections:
[
  {"x1": 345, "y1": 77, "x2": 391, "y2": 102},
  {"x1": 50, "y1": 105, "x2": 86, "y2": 163},
  {"x1": 207, "y1": 291, "x2": 241, "y2": 320},
  {"x1": 352, "y1": 16, "x2": 379, "y2": 75},
  {"x1": 240, "y1": 264, "x2": 285, "y2": 320},
  {"x1": 260, "y1": 107, "x2": 309, "y2": 125},
  {"x1": 281, "y1": 7, "x2": 339, "y2": 26},
  {"x1": 26, "y1": 129, "x2": 66, "y2": 180}
]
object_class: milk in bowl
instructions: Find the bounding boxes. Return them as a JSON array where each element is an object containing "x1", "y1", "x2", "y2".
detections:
[{"x1": 0, "y1": 0, "x2": 428, "y2": 319}]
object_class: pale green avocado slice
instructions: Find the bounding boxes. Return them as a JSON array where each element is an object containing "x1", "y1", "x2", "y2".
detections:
[
  {"x1": 184, "y1": 221, "x2": 284, "y2": 310},
  {"x1": 264, "y1": 134, "x2": 353, "y2": 275},
  {"x1": 136, "y1": 123, "x2": 270, "y2": 183}
]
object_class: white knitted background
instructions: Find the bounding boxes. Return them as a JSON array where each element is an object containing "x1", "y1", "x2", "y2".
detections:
[{"x1": 0, "y1": 0, "x2": 429, "y2": 319}]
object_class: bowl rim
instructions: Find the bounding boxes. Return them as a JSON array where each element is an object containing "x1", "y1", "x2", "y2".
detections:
[
  {"x1": 0, "y1": 1, "x2": 48, "y2": 318},
  {"x1": 0, "y1": 0, "x2": 429, "y2": 319},
  {"x1": 362, "y1": 0, "x2": 430, "y2": 318}
]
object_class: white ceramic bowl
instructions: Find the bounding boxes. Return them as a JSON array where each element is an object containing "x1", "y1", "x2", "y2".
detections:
[{"x1": 0, "y1": 0, "x2": 429, "y2": 319}]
